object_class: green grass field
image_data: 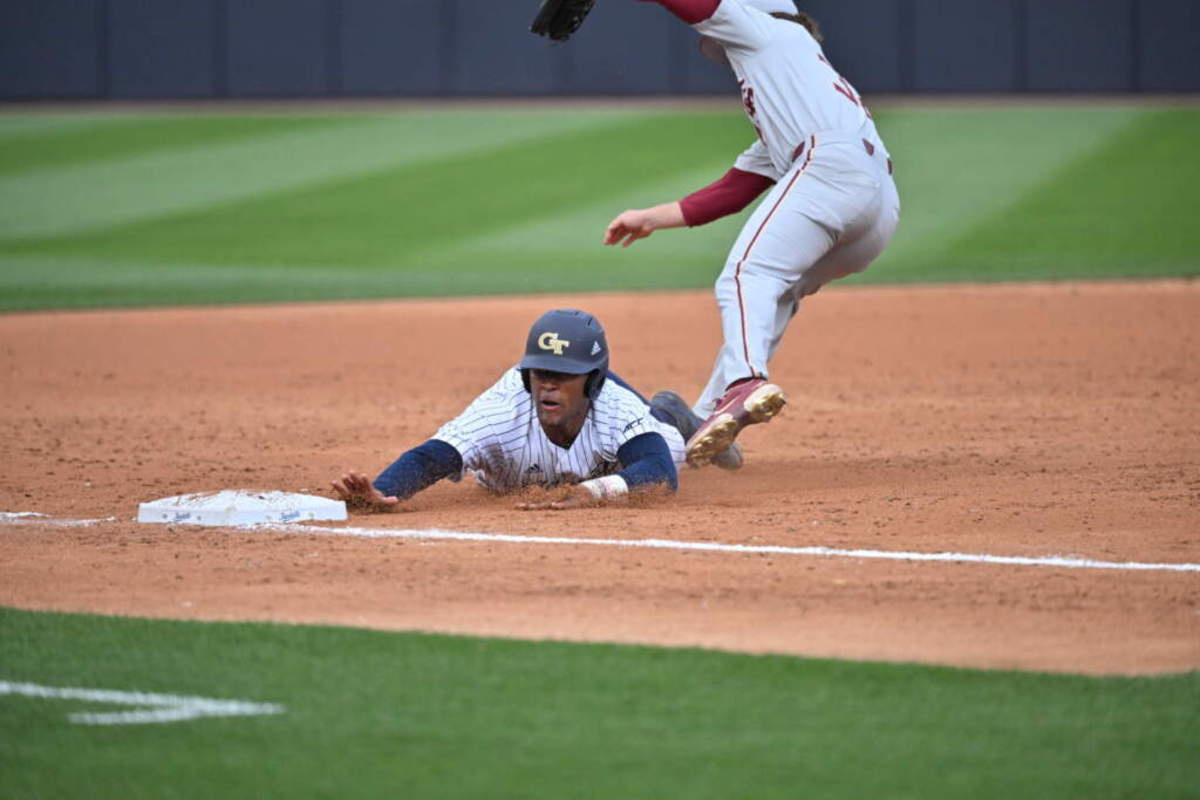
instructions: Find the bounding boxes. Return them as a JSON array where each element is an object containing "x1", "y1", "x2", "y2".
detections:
[
  {"x1": 2, "y1": 607, "x2": 1197, "y2": 799},
  {"x1": 3, "y1": 105, "x2": 1198, "y2": 796},
  {"x1": 0, "y1": 105, "x2": 1196, "y2": 310}
]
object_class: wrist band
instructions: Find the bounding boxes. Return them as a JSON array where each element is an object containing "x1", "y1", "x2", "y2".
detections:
[{"x1": 580, "y1": 475, "x2": 629, "y2": 501}]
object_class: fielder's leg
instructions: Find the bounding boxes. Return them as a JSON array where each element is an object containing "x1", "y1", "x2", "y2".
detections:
[
  {"x1": 693, "y1": 211, "x2": 835, "y2": 416},
  {"x1": 689, "y1": 139, "x2": 892, "y2": 466},
  {"x1": 688, "y1": 205, "x2": 839, "y2": 465}
]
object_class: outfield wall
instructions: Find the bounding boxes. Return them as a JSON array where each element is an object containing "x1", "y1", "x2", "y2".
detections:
[{"x1": 1, "y1": 0, "x2": 1197, "y2": 101}]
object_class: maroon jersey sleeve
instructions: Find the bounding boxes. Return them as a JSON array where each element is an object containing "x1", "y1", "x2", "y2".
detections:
[
  {"x1": 679, "y1": 167, "x2": 775, "y2": 227},
  {"x1": 637, "y1": 0, "x2": 720, "y2": 24}
]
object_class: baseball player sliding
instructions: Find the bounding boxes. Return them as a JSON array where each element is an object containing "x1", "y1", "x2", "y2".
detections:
[
  {"x1": 332, "y1": 309, "x2": 739, "y2": 512},
  {"x1": 602, "y1": 0, "x2": 901, "y2": 466}
]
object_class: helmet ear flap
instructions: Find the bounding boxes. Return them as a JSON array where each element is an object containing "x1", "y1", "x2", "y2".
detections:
[{"x1": 585, "y1": 369, "x2": 606, "y2": 399}]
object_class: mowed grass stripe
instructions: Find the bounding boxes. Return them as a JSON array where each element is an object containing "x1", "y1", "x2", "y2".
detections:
[
  {"x1": 0, "y1": 257, "x2": 526, "y2": 310},
  {"x1": 2, "y1": 607, "x2": 1196, "y2": 799},
  {"x1": 2, "y1": 113, "x2": 752, "y2": 267},
  {"x1": 419, "y1": 161, "x2": 757, "y2": 276},
  {"x1": 0, "y1": 113, "x2": 134, "y2": 140},
  {"x1": 0, "y1": 110, "x2": 635, "y2": 240},
  {"x1": 2, "y1": 107, "x2": 1196, "y2": 311},
  {"x1": 858, "y1": 107, "x2": 1145, "y2": 279},
  {"x1": 0, "y1": 114, "x2": 348, "y2": 178},
  {"x1": 929, "y1": 109, "x2": 1200, "y2": 281},
  {"x1": 0, "y1": 249, "x2": 721, "y2": 310},
  {"x1": 348, "y1": 107, "x2": 1164, "y2": 286},
  {"x1": 0, "y1": 149, "x2": 755, "y2": 311}
]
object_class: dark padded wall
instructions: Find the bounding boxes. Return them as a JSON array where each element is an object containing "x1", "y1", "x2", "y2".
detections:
[
  {"x1": 912, "y1": 0, "x2": 1022, "y2": 91},
  {"x1": 803, "y1": 0, "x2": 906, "y2": 93},
  {"x1": 452, "y1": 0, "x2": 567, "y2": 95},
  {"x1": 0, "y1": 0, "x2": 105, "y2": 99},
  {"x1": 226, "y1": 0, "x2": 332, "y2": 97},
  {"x1": 1026, "y1": 0, "x2": 1135, "y2": 92},
  {"x1": 109, "y1": 0, "x2": 219, "y2": 99},
  {"x1": 569, "y1": 3, "x2": 679, "y2": 94},
  {"x1": 1138, "y1": 0, "x2": 1200, "y2": 91},
  {"x1": 1, "y1": 0, "x2": 1196, "y2": 100},
  {"x1": 339, "y1": 0, "x2": 445, "y2": 95}
]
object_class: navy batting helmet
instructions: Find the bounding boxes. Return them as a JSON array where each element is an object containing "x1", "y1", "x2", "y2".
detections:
[{"x1": 519, "y1": 309, "x2": 609, "y2": 399}]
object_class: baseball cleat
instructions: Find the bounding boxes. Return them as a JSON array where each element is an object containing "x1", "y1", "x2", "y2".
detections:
[
  {"x1": 650, "y1": 390, "x2": 743, "y2": 470},
  {"x1": 685, "y1": 378, "x2": 785, "y2": 467}
]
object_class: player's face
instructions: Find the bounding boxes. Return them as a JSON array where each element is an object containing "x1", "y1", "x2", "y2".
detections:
[{"x1": 529, "y1": 369, "x2": 590, "y2": 431}]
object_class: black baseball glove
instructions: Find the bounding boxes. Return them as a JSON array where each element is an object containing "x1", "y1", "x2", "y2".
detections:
[{"x1": 530, "y1": 0, "x2": 596, "y2": 42}]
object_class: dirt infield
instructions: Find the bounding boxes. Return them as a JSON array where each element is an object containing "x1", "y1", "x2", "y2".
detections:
[{"x1": 1, "y1": 282, "x2": 1198, "y2": 675}]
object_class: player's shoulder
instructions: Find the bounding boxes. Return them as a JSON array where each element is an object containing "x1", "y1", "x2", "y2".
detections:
[
  {"x1": 476, "y1": 366, "x2": 523, "y2": 396},
  {"x1": 439, "y1": 367, "x2": 529, "y2": 447},
  {"x1": 596, "y1": 377, "x2": 644, "y2": 407},
  {"x1": 593, "y1": 380, "x2": 653, "y2": 428},
  {"x1": 760, "y1": 12, "x2": 819, "y2": 50},
  {"x1": 494, "y1": 366, "x2": 526, "y2": 394}
]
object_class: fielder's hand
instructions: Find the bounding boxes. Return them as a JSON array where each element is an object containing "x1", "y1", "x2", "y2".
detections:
[
  {"x1": 515, "y1": 484, "x2": 597, "y2": 511},
  {"x1": 603, "y1": 202, "x2": 685, "y2": 247},
  {"x1": 331, "y1": 471, "x2": 401, "y2": 512}
]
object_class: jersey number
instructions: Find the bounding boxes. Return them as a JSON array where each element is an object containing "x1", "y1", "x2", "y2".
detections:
[
  {"x1": 818, "y1": 53, "x2": 866, "y2": 111},
  {"x1": 739, "y1": 79, "x2": 766, "y2": 143},
  {"x1": 832, "y1": 75, "x2": 861, "y2": 107}
]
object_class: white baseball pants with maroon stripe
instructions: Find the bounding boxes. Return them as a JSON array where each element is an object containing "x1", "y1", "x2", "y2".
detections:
[{"x1": 694, "y1": 131, "x2": 901, "y2": 417}]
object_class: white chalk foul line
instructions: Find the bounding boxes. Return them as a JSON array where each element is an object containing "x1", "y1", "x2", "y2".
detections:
[
  {"x1": 0, "y1": 680, "x2": 285, "y2": 725},
  {"x1": 4, "y1": 511, "x2": 1197, "y2": 573},
  {"x1": 0, "y1": 511, "x2": 115, "y2": 527},
  {"x1": 258, "y1": 523, "x2": 1200, "y2": 574}
]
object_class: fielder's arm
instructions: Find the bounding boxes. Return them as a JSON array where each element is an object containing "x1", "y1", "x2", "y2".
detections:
[
  {"x1": 679, "y1": 167, "x2": 775, "y2": 225},
  {"x1": 603, "y1": 168, "x2": 774, "y2": 246},
  {"x1": 603, "y1": 202, "x2": 685, "y2": 247},
  {"x1": 638, "y1": 0, "x2": 771, "y2": 51},
  {"x1": 637, "y1": 0, "x2": 719, "y2": 25}
]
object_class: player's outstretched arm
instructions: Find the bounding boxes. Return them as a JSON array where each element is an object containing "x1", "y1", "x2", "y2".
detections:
[
  {"x1": 333, "y1": 439, "x2": 464, "y2": 513},
  {"x1": 605, "y1": 165, "x2": 774, "y2": 246},
  {"x1": 331, "y1": 471, "x2": 401, "y2": 511},
  {"x1": 603, "y1": 202, "x2": 686, "y2": 247}
]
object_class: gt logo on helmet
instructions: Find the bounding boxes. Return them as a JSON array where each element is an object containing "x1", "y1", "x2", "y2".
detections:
[{"x1": 537, "y1": 332, "x2": 570, "y2": 355}]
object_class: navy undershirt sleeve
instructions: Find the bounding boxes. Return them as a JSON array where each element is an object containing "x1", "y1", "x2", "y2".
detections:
[
  {"x1": 372, "y1": 439, "x2": 464, "y2": 500},
  {"x1": 616, "y1": 432, "x2": 679, "y2": 493}
]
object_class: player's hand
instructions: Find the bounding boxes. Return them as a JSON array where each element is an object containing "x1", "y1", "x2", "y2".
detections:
[
  {"x1": 604, "y1": 202, "x2": 685, "y2": 247},
  {"x1": 330, "y1": 471, "x2": 401, "y2": 512},
  {"x1": 604, "y1": 209, "x2": 657, "y2": 248},
  {"x1": 515, "y1": 485, "x2": 597, "y2": 511}
]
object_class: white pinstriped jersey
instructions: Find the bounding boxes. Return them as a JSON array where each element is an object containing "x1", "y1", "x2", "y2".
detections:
[
  {"x1": 432, "y1": 368, "x2": 687, "y2": 493},
  {"x1": 696, "y1": 0, "x2": 890, "y2": 181}
]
